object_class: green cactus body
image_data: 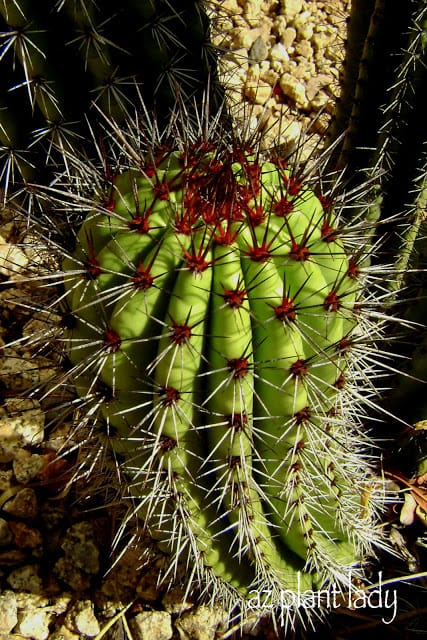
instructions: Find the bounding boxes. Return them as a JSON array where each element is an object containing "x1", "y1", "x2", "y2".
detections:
[{"x1": 61, "y1": 138, "x2": 384, "y2": 615}]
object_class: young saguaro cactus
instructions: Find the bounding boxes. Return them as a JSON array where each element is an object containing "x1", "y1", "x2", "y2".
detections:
[{"x1": 43, "y1": 106, "x2": 390, "y2": 626}]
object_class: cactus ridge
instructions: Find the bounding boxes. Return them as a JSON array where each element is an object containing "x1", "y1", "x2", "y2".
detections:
[{"x1": 7, "y1": 106, "x2": 392, "y2": 628}]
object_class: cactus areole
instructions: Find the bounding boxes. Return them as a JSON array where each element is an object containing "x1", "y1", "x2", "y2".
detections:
[{"x1": 63, "y1": 140, "x2": 381, "y2": 618}]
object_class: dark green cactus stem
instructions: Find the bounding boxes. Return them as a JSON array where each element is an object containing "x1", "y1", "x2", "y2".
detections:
[
  {"x1": 329, "y1": 0, "x2": 421, "y2": 173},
  {"x1": 334, "y1": 1, "x2": 427, "y2": 524},
  {"x1": 375, "y1": 3, "x2": 427, "y2": 294},
  {"x1": 391, "y1": 159, "x2": 427, "y2": 295},
  {"x1": 328, "y1": 0, "x2": 427, "y2": 297},
  {"x1": 0, "y1": 0, "x2": 222, "y2": 196},
  {"x1": 327, "y1": 0, "x2": 378, "y2": 168}
]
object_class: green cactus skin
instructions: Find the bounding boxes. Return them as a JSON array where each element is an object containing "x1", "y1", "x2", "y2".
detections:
[
  {"x1": 48, "y1": 109, "x2": 391, "y2": 627},
  {"x1": 0, "y1": 0, "x2": 221, "y2": 199}
]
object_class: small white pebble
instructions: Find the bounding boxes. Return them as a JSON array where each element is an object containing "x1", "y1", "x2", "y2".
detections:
[
  {"x1": 244, "y1": 78, "x2": 274, "y2": 105},
  {"x1": 16, "y1": 610, "x2": 52, "y2": 640},
  {"x1": 294, "y1": 11, "x2": 314, "y2": 39},
  {"x1": 73, "y1": 602, "x2": 100, "y2": 637},
  {"x1": 269, "y1": 42, "x2": 289, "y2": 64},
  {"x1": 130, "y1": 611, "x2": 173, "y2": 640},
  {"x1": 0, "y1": 591, "x2": 18, "y2": 634},
  {"x1": 282, "y1": 26, "x2": 297, "y2": 49}
]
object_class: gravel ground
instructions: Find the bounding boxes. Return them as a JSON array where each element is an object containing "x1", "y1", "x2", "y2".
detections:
[
  {"x1": 0, "y1": 2, "x2": 352, "y2": 639},
  {"x1": 212, "y1": 0, "x2": 350, "y2": 155}
]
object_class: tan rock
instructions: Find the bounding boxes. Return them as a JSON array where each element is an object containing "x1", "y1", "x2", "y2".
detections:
[
  {"x1": 7, "y1": 564, "x2": 43, "y2": 593},
  {"x1": 3, "y1": 487, "x2": 39, "y2": 520},
  {"x1": 0, "y1": 234, "x2": 29, "y2": 277},
  {"x1": 279, "y1": 73, "x2": 309, "y2": 109},
  {"x1": 244, "y1": 78, "x2": 274, "y2": 105},
  {"x1": 130, "y1": 611, "x2": 173, "y2": 640},
  {"x1": 0, "y1": 591, "x2": 17, "y2": 634},
  {"x1": 0, "y1": 398, "x2": 44, "y2": 463},
  {"x1": 176, "y1": 605, "x2": 228, "y2": 640},
  {"x1": 280, "y1": 0, "x2": 304, "y2": 20},
  {"x1": 282, "y1": 26, "x2": 297, "y2": 49},
  {"x1": 13, "y1": 449, "x2": 46, "y2": 484},
  {"x1": 16, "y1": 609, "x2": 52, "y2": 640},
  {"x1": 294, "y1": 11, "x2": 315, "y2": 39},
  {"x1": 72, "y1": 601, "x2": 100, "y2": 637}
]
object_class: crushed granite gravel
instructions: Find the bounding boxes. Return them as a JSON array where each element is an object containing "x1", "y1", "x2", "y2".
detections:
[{"x1": 211, "y1": 0, "x2": 350, "y2": 156}]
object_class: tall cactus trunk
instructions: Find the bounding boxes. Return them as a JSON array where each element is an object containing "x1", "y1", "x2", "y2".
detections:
[
  {"x1": 328, "y1": 0, "x2": 427, "y2": 275},
  {"x1": 330, "y1": 0, "x2": 427, "y2": 526}
]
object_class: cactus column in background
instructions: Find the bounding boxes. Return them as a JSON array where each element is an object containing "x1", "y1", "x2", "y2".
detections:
[
  {"x1": 0, "y1": 0, "x2": 221, "y2": 200},
  {"x1": 330, "y1": 0, "x2": 427, "y2": 518},
  {"x1": 329, "y1": 0, "x2": 427, "y2": 275}
]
